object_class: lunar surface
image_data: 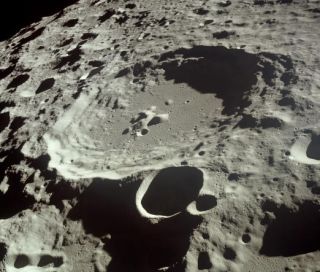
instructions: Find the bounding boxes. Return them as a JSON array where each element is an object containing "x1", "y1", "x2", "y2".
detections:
[{"x1": 0, "y1": 0, "x2": 320, "y2": 271}]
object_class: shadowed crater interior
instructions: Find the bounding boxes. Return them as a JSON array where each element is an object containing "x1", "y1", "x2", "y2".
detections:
[
  {"x1": 306, "y1": 135, "x2": 320, "y2": 160},
  {"x1": 260, "y1": 200, "x2": 320, "y2": 257},
  {"x1": 68, "y1": 177, "x2": 202, "y2": 271},
  {"x1": 141, "y1": 167, "x2": 204, "y2": 216},
  {"x1": 116, "y1": 46, "x2": 296, "y2": 115},
  {"x1": 196, "y1": 195, "x2": 217, "y2": 211},
  {"x1": 159, "y1": 46, "x2": 273, "y2": 115}
]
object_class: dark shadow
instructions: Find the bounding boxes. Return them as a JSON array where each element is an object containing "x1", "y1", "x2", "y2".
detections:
[
  {"x1": 57, "y1": 37, "x2": 74, "y2": 48},
  {"x1": 0, "y1": 101, "x2": 15, "y2": 112},
  {"x1": 116, "y1": 46, "x2": 295, "y2": 115},
  {"x1": 36, "y1": 78, "x2": 55, "y2": 94},
  {"x1": 14, "y1": 27, "x2": 45, "y2": 50},
  {"x1": 0, "y1": 243, "x2": 7, "y2": 261},
  {"x1": 68, "y1": 177, "x2": 202, "y2": 271},
  {"x1": 223, "y1": 247, "x2": 237, "y2": 260},
  {"x1": 0, "y1": 0, "x2": 78, "y2": 41},
  {"x1": 54, "y1": 46, "x2": 82, "y2": 70},
  {"x1": 0, "y1": 112, "x2": 10, "y2": 133},
  {"x1": 0, "y1": 65, "x2": 15, "y2": 81},
  {"x1": 9, "y1": 117, "x2": 26, "y2": 132},
  {"x1": 6, "y1": 74, "x2": 30, "y2": 90},
  {"x1": 99, "y1": 9, "x2": 116, "y2": 23},
  {"x1": 0, "y1": 146, "x2": 35, "y2": 219},
  {"x1": 196, "y1": 195, "x2": 217, "y2": 211},
  {"x1": 236, "y1": 114, "x2": 283, "y2": 129},
  {"x1": 29, "y1": 154, "x2": 57, "y2": 181},
  {"x1": 158, "y1": 46, "x2": 261, "y2": 115},
  {"x1": 198, "y1": 252, "x2": 212, "y2": 270},
  {"x1": 306, "y1": 180, "x2": 320, "y2": 195},
  {"x1": 141, "y1": 167, "x2": 204, "y2": 216},
  {"x1": 87, "y1": 67, "x2": 104, "y2": 79},
  {"x1": 62, "y1": 18, "x2": 78, "y2": 27},
  {"x1": 14, "y1": 254, "x2": 30, "y2": 268},
  {"x1": 88, "y1": 60, "x2": 104, "y2": 67},
  {"x1": 47, "y1": 180, "x2": 79, "y2": 212},
  {"x1": 212, "y1": 30, "x2": 235, "y2": 39},
  {"x1": 306, "y1": 135, "x2": 320, "y2": 160},
  {"x1": 260, "y1": 200, "x2": 320, "y2": 256},
  {"x1": 7, "y1": 116, "x2": 27, "y2": 140},
  {"x1": 38, "y1": 255, "x2": 63, "y2": 267},
  {"x1": 81, "y1": 32, "x2": 98, "y2": 40}
]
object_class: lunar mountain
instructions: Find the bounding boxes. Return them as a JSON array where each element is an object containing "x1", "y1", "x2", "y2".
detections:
[{"x1": 0, "y1": 0, "x2": 320, "y2": 271}]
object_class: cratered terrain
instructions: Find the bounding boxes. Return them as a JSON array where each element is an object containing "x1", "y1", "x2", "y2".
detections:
[{"x1": 0, "y1": 0, "x2": 320, "y2": 271}]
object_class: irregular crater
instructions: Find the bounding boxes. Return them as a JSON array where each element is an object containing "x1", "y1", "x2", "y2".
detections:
[{"x1": 116, "y1": 46, "x2": 296, "y2": 115}]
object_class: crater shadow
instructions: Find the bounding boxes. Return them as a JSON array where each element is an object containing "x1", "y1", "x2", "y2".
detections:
[
  {"x1": 158, "y1": 46, "x2": 260, "y2": 115},
  {"x1": 68, "y1": 177, "x2": 202, "y2": 271},
  {"x1": 306, "y1": 135, "x2": 320, "y2": 160},
  {"x1": 38, "y1": 255, "x2": 63, "y2": 268},
  {"x1": 0, "y1": 146, "x2": 35, "y2": 219},
  {"x1": 6, "y1": 74, "x2": 30, "y2": 90},
  {"x1": 116, "y1": 46, "x2": 295, "y2": 116},
  {"x1": 260, "y1": 200, "x2": 320, "y2": 256},
  {"x1": 54, "y1": 46, "x2": 82, "y2": 70},
  {"x1": 141, "y1": 167, "x2": 204, "y2": 216}
]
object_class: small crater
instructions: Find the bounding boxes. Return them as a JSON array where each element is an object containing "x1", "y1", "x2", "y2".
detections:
[
  {"x1": 81, "y1": 32, "x2": 98, "y2": 40},
  {"x1": 6, "y1": 74, "x2": 30, "y2": 89},
  {"x1": 141, "y1": 128, "x2": 149, "y2": 135},
  {"x1": 196, "y1": 195, "x2": 217, "y2": 211},
  {"x1": 242, "y1": 233, "x2": 251, "y2": 243},
  {"x1": 58, "y1": 38, "x2": 73, "y2": 47},
  {"x1": 193, "y1": 8, "x2": 209, "y2": 15},
  {"x1": 115, "y1": 13, "x2": 129, "y2": 25},
  {"x1": 99, "y1": 9, "x2": 116, "y2": 23},
  {"x1": 218, "y1": 0, "x2": 232, "y2": 7},
  {"x1": 88, "y1": 60, "x2": 104, "y2": 67},
  {"x1": 36, "y1": 78, "x2": 55, "y2": 94},
  {"x1": 212, "y1": 30, "x2": 235, "y2": 39},
  {"x1": 14, "y1": 254, "x2": 30, "y2": 268},
  {"x1": 147, "y1": 116, "x2": 161, "y2": 126},
  {"x1": 278, "y1": 96, "x2": 296, "y2": 108},
  {"x1": 228, "y1": 173, "x2": 240, "y2": 181},
  {"x1": 223, "y1": 247, "x2": 237, "y2": 261},
  {"x1": 198, "y1": 251, "x2": 212, "y2": 270},
  {"x1": 125, "y1": 3, "x2": 136, "y2": 9},
  {"x1": 38, "y1": 255, "x2": 63, "y2": 268},
  {"x1": 260, "y1": 117, "x2": 283, "y2": 129},
  {"x1": 63, "y1": 18, "x2": 78, "y2": 27},
  {"x1": 54, "y1": 46, "x2": 82, "y2": 70},
  {"x1": 141, "y1": 167, "x2": 204, "y2": 216}
]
